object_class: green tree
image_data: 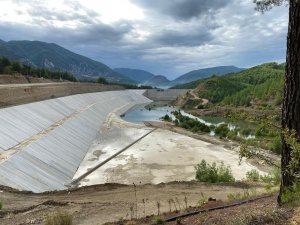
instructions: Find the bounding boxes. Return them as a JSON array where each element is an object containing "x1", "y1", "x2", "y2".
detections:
[
  {"x1": 11, "y1": 61, "x2": 22, "y2": 73},
  {"x1": 0, "y1": 57, "x2": 11, "y2": 73},
  {"x1": 254, "y1": 0, "x2": 300, "y2": 204},
  {"x1": 97, "y1": 77, "x2": 108, "y2": 84}
]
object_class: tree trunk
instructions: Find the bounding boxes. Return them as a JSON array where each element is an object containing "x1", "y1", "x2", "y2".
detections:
[{"x1": 279, "y1": 0, "x2": 300, "y2": 204}]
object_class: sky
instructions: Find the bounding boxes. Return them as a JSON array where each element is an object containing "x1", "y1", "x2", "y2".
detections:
[{"x1": 0, "y1": 0, "x2": 288, "y2": 79}]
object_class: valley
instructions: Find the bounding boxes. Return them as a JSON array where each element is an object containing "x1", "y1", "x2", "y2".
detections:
[
  {"x1": 0, "y1": 38, "x2": 295, "y2": 225},
  {"x1": 1, "y1": 1, "x2": 300, "y2": 225}
]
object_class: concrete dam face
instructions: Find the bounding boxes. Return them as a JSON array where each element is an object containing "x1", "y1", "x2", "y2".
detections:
[{"x1": 0, "y1": 90, "x2": 152, "y2": 192}]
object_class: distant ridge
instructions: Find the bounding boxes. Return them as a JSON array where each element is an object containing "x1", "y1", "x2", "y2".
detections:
[
  {"x1": 114, "y1": 68, "x2": 155, "y2": 84},
  {"x1": 0, "y1": 40, "x2": 135, "y2": 84},
  {"x1": 0, "y1": 39, "x2": 245, "y2": 87},
  {"x1": 144, "y1": 75, "x2": 170, "y2": 87},
  {"x1": 171, "y1": 66, "x2": 244, "y2": 85}
]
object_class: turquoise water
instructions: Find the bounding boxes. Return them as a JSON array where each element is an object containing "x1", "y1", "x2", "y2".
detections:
[
  {"x1": 122, "y1": 106, "x2": 177, "y2": 124},
  {"x1": 123, "y1": 106, "x2": 256, "y2": 139}
]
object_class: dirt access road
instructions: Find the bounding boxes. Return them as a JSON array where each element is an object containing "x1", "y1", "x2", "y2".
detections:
[
  {"x1": 189, "y1": 90, "x2": 209, "y2": 105},
  {"x1": 0, "y1": 182, "x2": 264, "y2": 225}
]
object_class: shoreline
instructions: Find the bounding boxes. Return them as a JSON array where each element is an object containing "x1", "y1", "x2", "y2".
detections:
[{"x1": 75, "y1": 112, "x2": 271, "y2": 187}]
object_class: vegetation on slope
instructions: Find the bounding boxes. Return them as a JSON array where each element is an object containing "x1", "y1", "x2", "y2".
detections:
[
  {"x1": 222, "y1": 77, "x2": 284, "y2": 107},
  {"x1": 176, "y1": 63, "x2": 284, "y2": 110},
  {"x1": 162, "y1": 109, "x2": 282, "y2": 154},
  {"x1": 195, "y1": 160, "x2": 235, "y2": 183},
  {"x1": 0, "y1": 56, "x2": 77, "y2": 82},
  {"x1": 198, "y1": 63, "x2": 284, "y2": 105},
  {"x1": 171, "y1": 65, "x2": 244, "y2": 85},
  {"x1": 195, "y1": 75, "x2": 247, "y2": 103}
]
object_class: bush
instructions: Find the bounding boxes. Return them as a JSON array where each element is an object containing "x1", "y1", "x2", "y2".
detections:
[
  {"x1": 0, "y1": 201, "x2": 2, "y2": 210},
  {"x1": 45, "y1": 210, "x2": 72, "y2": 225},
  {"x1": 246, "y1": 169, "x2": 260, "y2": 182},
  {"x1": 255, "y1": 124, "x2": 267, "y2": 137},
  {"x1": 227, "y1": 130, "x2": 238, "y2": 140},
  {"x1": 195, "y1": 160, "x2": 235, "y2": 183},
  {"x1": 281, "y1": 181, "x2": 300, "y2": 206},
  {"x1": 97, "y1": 77, "x2": 108, "y2": 84},
  {"x1": 271, "y1": 136, "x2": 282, "y2": 154},
  {"x1": 215, "y1": 124, "x2": 229, "y2": 138},
  {"x1": 241, "y1": 128, "x2": 252, "y2": 136},
  {"x1": 161, "y1": 114, "x2": 171, "y2": 122},
  {"x1": 171, "y1": 110, "x2": 210, "y2": 133}
]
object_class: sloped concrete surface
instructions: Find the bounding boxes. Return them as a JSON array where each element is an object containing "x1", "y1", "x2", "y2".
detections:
[{"x1": 0, "y1": 90, "x2": 151, "y2": 192}]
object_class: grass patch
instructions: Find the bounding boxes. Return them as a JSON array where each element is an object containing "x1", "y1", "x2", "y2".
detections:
[
  {"x1": 246, "y1": 169, "x2": 260, "y2": 182},
  {"x1": 45, "y1": 210, "x2": 72, "y2": 225},
  {"x1": 280, "y1": 182, "x2": 300, "y2": 207}
]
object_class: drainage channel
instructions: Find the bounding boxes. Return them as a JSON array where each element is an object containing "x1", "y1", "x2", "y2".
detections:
[{"x1": 70, "y1": 128, "x2": 157, "y2": 187}]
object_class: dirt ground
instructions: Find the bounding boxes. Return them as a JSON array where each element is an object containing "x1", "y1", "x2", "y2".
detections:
[
  {"x1": 0, "y1": 76, "x2": 122, "y2": 108},
  {"x1": 0, "y1": 182, "x2": 267, "y2": 225},
  {"x1": 105, "y1": 194, "x2": 299, "y2": 225},
  {"x1": 0, "y1": 74, "x2": 56, "y2": 84}
]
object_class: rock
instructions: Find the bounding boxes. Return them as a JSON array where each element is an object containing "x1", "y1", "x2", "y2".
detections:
[{"x1": 208, "y1": 197, "x2": 216, "y2": 201}]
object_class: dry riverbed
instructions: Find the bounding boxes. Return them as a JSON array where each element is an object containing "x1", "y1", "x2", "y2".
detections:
[
  {"x1": 0, "y1": 111, "x2": 279, "y2": 225},
  {"x1": 76, "y1": 114, "x2": 270, "y2": 187}
]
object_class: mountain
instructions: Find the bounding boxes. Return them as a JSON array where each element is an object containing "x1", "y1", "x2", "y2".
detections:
[
  {"x1": 171, "y1": 66, "x2": 244, "y2": 85},
  {"x1": 144, "y1": 75, "x2": 171, "y2": 88},
  {"x1": 114, "y1": 68, "x2": 172, "y2": 88},
  {"x1": 0, "y1": 41, "x2": 21, "y2": 61},
  {"x1": 114, "y1": 68, "x2": 155, "y2": 84},
  {"x1": 0, "y1": 40, "x2": 135, "y2": 84},
  {"x1": 0, "y1": 45, "x2": 18, "y2": 60}
]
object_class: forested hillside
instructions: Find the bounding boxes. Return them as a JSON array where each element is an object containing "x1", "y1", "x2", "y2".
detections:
[
  {"x1": 171, "y1": 66, "x2": 244, "y2": 85},
  {"x1": 0, "y1": 56, "x2": 77, "y2": 81},
  {"x1": 180, "y1": 63, "x2": 285, "y2": 108}
]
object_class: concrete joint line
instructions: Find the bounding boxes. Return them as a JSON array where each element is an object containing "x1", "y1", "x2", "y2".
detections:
[{"x1": 70, "y1": 128, "x2": 157, "y2": 187}]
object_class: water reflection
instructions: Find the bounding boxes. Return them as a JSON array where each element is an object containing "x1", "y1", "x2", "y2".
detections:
[{"x1": 123, "y1": 105, "x2": 255, "y2": 139}]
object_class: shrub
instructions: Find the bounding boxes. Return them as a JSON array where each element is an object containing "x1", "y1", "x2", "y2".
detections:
[
  {"x1": 0, "y1": 201, "x2": 2, "y2": 210},
  {"x1": 214, "y1": 124, "x2": 229, "y2": 138},
  {"x1": 161, "y1": 114, "x2": 171, "y2": 122},
  {"x1": 97, "y1": 77, "x2": 108, "y2": 84},
  {"x1": 171, "y1": 110, "x2": 210, "y2": 133},
  {"x1": 227, "y1": 130, "x2": 238, "y2": 140},
  {"x1": 241, "y1": 128, "x2": 252, "y2": 136},
  {"x1": 280, "y1": 181, "x2": 300, "y2": 207},
  {"x1": 154, "y1": 217, "x2": 165, "y2": 224},
  {"x1": 45, "y1": 210, "x2": 72, "y2": 225},
  {"x1": 246, "y1": 169, "x2": 260, "y2": 182},
  {"x1": 255, "y1": 124, "x2": 267, "y2": 137},
  {"x1": 271, "y1": 136, "x2": 282, "y2": 154},
  {"x1": 195, "y1": 160, "x2": 235, "y2": 183},
  {"x1": 176, "y1": 218, "x2": 182, "y2": 224}
]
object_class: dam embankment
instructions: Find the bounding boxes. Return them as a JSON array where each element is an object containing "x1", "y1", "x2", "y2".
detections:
[
  {"x1": 0, "y1": 90, "x2": 151, "y2": 192},
  {"x1": 0, "y1": 82, "x2": 124, "y2": 108}
]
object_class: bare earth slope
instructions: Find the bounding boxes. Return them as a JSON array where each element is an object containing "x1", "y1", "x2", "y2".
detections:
[
  {"x1": 0, "y1": 182, "x2": 267, "y2": 225},
  {"x1": 0, "y1": 81, "x2": 123, "y2": 108}
]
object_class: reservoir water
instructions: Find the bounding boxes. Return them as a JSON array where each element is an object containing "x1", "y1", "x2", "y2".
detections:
[{"x1": 123, "y1": 105, "x2": 256, "y2": 139}]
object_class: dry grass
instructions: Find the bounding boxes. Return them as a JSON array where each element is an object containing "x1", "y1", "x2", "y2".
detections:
[{"x1": 44, "y1": 210, "x2": 72, "y2": 225}]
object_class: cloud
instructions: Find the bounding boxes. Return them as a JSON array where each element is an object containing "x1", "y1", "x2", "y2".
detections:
[
  {"x1": 0, "y1": 0, "x2": 289, "y2": 79},
  {"x1": 131, "y1": 0, "x2": 229, "y2": 21}
]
